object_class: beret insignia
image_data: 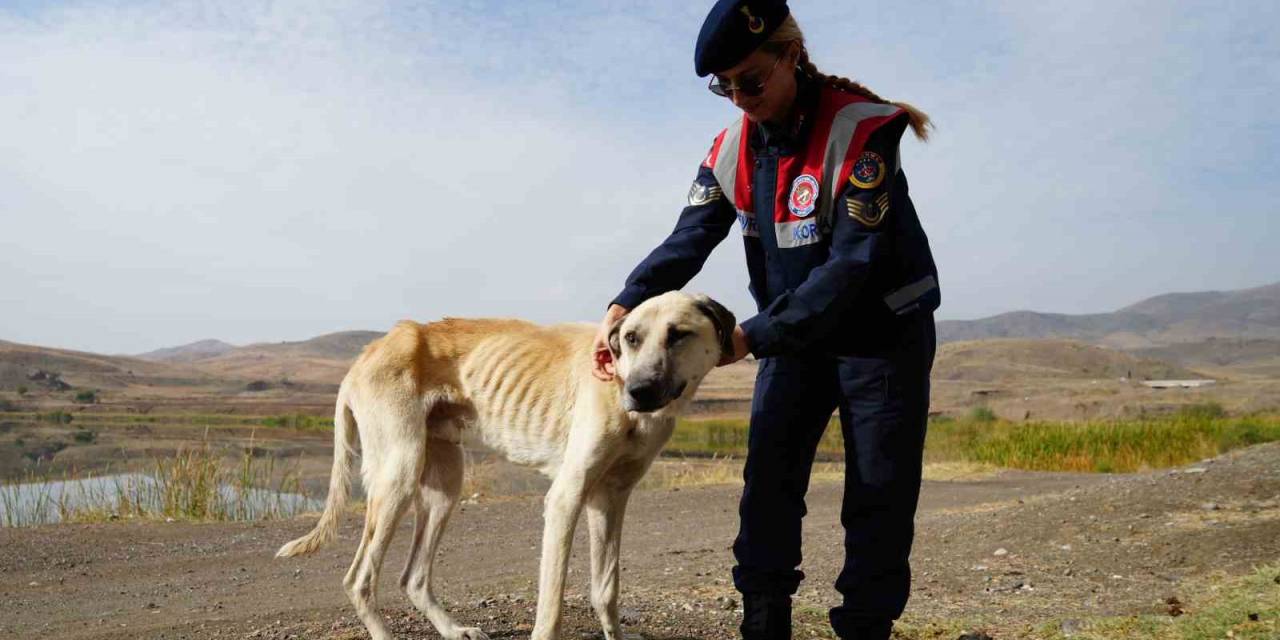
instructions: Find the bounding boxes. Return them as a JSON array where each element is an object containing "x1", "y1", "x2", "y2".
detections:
[
  {"x1": 739, "y1": 6, "x2": 765, "y2": 34},
  {"x1": 849, "y1": 151, "x2": 886, "y2": 190},
  {"x1": 688, "y1": 181, "x2": 724, "y2": 206}
]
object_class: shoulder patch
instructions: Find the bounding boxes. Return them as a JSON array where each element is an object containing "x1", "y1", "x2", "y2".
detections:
[
  {"x1": 688, "y1": 181, "x2": 723, "y2": 206},
  {"x1": 847, "y1": 193, "x2": 888, "y2": 228},
  {"x1": 849, "y1": 151, "x2": 886, "y2": 190}
]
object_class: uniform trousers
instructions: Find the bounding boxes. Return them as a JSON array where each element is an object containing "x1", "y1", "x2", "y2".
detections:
[{"x1": 731, "y1": 314, "x2": 936, "y2": 634}]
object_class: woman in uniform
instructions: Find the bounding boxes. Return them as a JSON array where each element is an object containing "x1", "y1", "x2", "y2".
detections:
[{"x1": 592, "y1": 1, "x2": 939, "y2": 638}]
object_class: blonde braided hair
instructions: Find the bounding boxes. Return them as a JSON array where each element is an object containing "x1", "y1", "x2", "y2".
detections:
[{"x1": 762, "y1": 16, "x2": 932, "y2": 141}]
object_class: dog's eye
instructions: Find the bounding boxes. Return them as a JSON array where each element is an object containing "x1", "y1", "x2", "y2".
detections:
[
  {"x1": 624, "y1": 331, "x2": 638, "y2": 346},
  {"x1": 667, "y1": 327, "x2": 691, "y2": 344}
]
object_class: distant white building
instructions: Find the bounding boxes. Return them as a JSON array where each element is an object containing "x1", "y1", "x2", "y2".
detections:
[{"x1": 1142, "y1": 379, "x2": 1216, "y2": 389}]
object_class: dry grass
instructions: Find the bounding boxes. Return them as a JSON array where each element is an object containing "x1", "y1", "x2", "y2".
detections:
[{"x1": 0, "y1": 441, "x2": 315, "y2": 527}]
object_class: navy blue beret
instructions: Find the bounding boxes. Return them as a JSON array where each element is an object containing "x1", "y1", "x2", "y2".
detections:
[{"x1": 694, "y1": 0, "x2": 790, "y2": 77}]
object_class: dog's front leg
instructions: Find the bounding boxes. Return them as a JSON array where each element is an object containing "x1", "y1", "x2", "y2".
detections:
[
  {"x1": 586, "y1": 482, "x2": 634, "y2": 640},
  {"x1": 531, "y1": 469, "x2": 589, "y2": 640}
]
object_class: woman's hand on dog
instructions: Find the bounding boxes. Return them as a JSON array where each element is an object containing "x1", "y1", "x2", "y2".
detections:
[
  {"x1": 592, "y1": 304, "x2": 629, "y2": 381},
  {"x1": 719, "y1": 324, "x2": 750, "y2": 367}
]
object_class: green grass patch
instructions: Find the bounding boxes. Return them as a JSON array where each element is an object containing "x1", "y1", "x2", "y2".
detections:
[
  {"x1": 5, "y1": 411, "x2": 336, "y2": 432},
  {"x1": 37, "y1": 410, "x2": 74, "y2": 424},
  {"x1": 927, "y1": 412, "x2": 1280, "y2": 473},
  {"x1": 668, "y1": 417, "x2": 844, "y2": 458},
  {"x1": 260, "y1": 413, "x2": 333, "y2": 431},
  {"x1": 672, "y1": 410, "x2": 1280, "y2": 473}
]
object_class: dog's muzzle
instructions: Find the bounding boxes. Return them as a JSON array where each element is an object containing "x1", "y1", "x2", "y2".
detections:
[{"x1": 623, "y1": 378, "x2": 687, "y2": 413}]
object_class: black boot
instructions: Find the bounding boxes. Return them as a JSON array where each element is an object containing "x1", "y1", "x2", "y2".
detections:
[{"x1": 740, "y1": 593, "x2": 792, "y2": 640}]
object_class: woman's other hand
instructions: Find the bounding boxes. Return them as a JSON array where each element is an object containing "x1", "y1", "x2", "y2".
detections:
[
  {"x1": 592, "y1": 304, "x2": 629, "y2": 381},
  {"x1": 718, "y1": 325, "x2": 750, "y2": 366}
]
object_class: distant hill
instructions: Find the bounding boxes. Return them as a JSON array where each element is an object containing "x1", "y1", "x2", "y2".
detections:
[
  {"x1": 244, "y1": 331, "x2": 384, "y2": 360},
  {"x1": 136, "y1": 339, "x2": 237, "y2": 363},
  {"x1": 938, "y1": 282, "x2": 1280, "y2": 348},
  {"x1": 0, "y1": 339, "x2": 216, "y2": 391},
  {"x1": 933, "y1": 339, "x2": 1195, "y2": 383},
  {"x1": 177, "y1": 331, "x2": 383, "y2": 385},
  {"x1": 0, "y1": 330, "x2": 387, "y2": 394}
]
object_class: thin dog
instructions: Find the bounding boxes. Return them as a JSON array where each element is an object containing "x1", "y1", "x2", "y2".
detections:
[{"x1": 276, "y1": 291, "x2": 735, "y2": 640}]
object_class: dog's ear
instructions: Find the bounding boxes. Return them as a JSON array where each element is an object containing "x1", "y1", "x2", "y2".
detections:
[
  {"x1": 692, "y1": 294, "x2": 736, "y2": 359},
  {"x1": 607, "y1": 315, "x2": 625, "y2": 359}
]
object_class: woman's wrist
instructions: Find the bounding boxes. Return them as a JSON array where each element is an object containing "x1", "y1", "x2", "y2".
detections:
[{"x1": 605, "y1": 304, "x2": 629, "y2": 322}]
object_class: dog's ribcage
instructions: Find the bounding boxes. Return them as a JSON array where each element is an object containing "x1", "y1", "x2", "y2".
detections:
[{"x1": 449, "y1": 332, "x2": 579, "y2": 472}]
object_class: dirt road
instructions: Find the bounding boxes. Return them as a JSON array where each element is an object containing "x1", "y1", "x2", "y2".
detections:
[{"x1": 2, "y1": 444, "x2": 1277, "y2": 640}]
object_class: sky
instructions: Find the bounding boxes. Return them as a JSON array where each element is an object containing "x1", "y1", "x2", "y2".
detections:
[{"x1": 1, "y1": 0, "x2": 1277, "y2": 354}]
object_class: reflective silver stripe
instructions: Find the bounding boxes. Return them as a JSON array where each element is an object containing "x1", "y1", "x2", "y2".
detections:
[
  {"x1": 711, "y1": 116, "x2": 745, "y2": 210},
  {"x1": 775, "y1": 219, "x2": 822, "y2": 249},
  {"x1": 884, "y1": 275, "x2": 938, "y2": 312},
  {"x1": 736, "y1": 209, "x2": 759, "y2": 237},
  {"x1": 815, "y1": 102, "x2": 902, "y2": 230},
  {"x1": 712, "y1": 103, "x2": 899, "y2": 239}
]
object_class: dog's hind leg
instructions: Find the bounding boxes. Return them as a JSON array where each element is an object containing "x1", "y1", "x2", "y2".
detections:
[
  {"x1": 342, "y1": 414, "x2": 425, "y2": 640},
  {"x1": 400, "y1": 436, "x2": 489, "y2": 640}
]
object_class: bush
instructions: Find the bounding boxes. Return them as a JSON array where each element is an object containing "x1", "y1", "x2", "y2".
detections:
[
  {"x1": 0, "y1": 399, "x2": 18, "y2": 412},
  {"x1": 16, "y1": 386, "x2": 28, "y2": 396},
  {"x1": 22, "y1": 441, "x2": 67, "y2": 462},
  {"x1": 39, "y1": 411, "x2": 74, "y2": 424},
  {"x1": 967, "y1": 406, "x2": 998, "y2": 423},
  {"x1": 72, "y1": 429, "x2": 97, "y2": 444},
  {"x1": 75, "y1": 390, "x2": 98, "y2": 404},
  {"x1": 1178, "y1": 402, "x2": 1226, "y2": 420}
]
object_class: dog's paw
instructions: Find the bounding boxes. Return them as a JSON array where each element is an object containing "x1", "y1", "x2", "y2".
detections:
[{"x1": 452, "y1": 627, "x2": 490, "y2": 640}]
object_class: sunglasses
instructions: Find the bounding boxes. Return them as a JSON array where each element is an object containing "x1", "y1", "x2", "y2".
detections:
[{"x1": 708, "y1": 54, "x2": 784, "y2": 98}]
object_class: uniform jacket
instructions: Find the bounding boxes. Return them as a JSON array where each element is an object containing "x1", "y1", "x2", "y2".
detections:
[{"x1": 612, "y1": 75, "x2": 940, "y2": 358}]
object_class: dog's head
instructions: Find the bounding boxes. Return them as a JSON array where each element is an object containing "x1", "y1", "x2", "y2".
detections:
[{"x1": 607, "y1": 291, "x2": 736, "y2": 415}]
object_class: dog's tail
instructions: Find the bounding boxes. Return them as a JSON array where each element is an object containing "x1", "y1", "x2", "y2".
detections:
[{"x1": 276, "y1": 384, "x2": 358, "y2": 558}]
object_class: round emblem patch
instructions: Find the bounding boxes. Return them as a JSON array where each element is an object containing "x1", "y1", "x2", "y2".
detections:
[
  {"x1": 849, "y1": 151, "x2": 886, "y2": 190},
  {"x1": 788, "y1": 174, "x2": 819, "y2": 218}
]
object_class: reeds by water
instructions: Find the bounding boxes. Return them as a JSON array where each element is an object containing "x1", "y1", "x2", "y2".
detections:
[{"x1": 0, "y1": 443, "x2": 315, "y2": 527}]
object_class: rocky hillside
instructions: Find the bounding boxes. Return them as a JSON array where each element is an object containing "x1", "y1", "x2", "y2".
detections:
[
  {"x1": 938, "y1": 281, "x2": 1280, "y2": 348},
  {"x1": 1132, "y1": 337, "x2": 1280, "y2": 378},
  {"x1": 0, "y1": 339, "x2": 217, "y2": 391},
  {"x1": 932, "y1": 339, "x2": 1195, "y2": 383}
]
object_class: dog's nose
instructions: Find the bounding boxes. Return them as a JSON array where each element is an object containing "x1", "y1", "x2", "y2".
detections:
[{"x1": 627, "y1": 380, "x2": 663, "y2": 409}]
